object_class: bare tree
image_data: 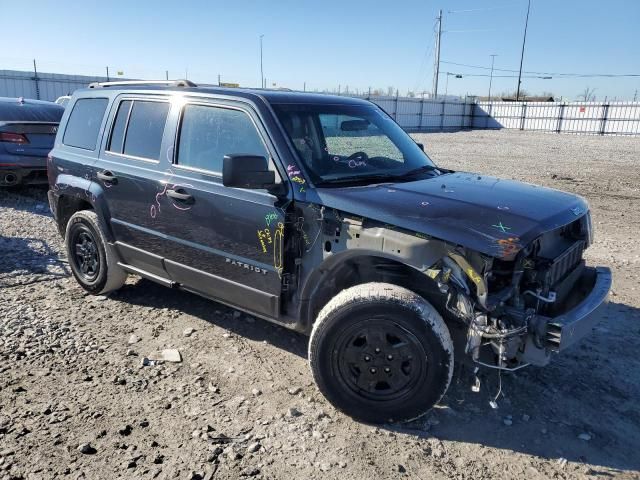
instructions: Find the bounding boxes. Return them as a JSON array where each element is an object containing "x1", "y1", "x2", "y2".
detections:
[{"x1": 578, "y1": 87, "x2": 597, "y2": 102}]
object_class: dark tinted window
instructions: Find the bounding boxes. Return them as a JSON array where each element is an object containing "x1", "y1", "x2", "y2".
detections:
[
  {"x1": 177, "y1": 104, "x2": 267, "y2": 173},
  {"x1": 107, "y1": 100, "x2": 132, "y2": 153},
  {"x1": 62, "y1": 98, "x2": 108, "y2": 150},
  {"x1": 122, "y1": 101, "x2": 169, "y2": 160}
]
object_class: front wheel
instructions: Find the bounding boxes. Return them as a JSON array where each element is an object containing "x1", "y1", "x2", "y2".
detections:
[{"x1": 309, "y1": 283, "x2": 453, "y2": 424}]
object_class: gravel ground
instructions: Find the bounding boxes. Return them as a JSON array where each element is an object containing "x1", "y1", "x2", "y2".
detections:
[{"x1": 1, "y1": 129, "x2": 639, "y2": 480}]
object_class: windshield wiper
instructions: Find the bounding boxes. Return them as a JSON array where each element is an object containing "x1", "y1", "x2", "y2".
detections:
[
  {"x1": 316, "y1": 165, "x2": 441, "y2": 187},
  {"x1": 397, "y1": 165, "x2": 439, "y2": 178},
  {"x1": 316, "y1": 174, "x2": 397, "y2": 187}
]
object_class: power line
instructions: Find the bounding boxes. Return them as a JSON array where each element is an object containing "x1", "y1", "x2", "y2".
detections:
[
  {"x1": 448, "y1": 5, "x2": 517, "y2": 14},
  {"x1": 412, "y1": 19, "x2": 438, "y2": 94},
  {"x1": 441, "y1": 60, "x2": 640, "y2": 78},
  {"x1": 442, "y1": 71, "x2": 552, "y2": 79},
  {"x1": 443, "y1": 28, "x2": 502, "y2": 33}
]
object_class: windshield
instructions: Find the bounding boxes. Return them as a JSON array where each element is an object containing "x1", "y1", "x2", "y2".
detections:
[{"x1": 272, "y1": 103, "x2": 438, "y2": 185}]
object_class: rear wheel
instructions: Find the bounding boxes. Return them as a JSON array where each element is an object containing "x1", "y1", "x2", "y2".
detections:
[
  {"x1": 65, "y1": 210, "x2": 127, "y2": 295},
  {"x1": 309, "y1": 283, "x2": 453, "y2": 424}
]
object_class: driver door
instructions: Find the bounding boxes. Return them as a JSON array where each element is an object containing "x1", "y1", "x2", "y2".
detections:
[{"x1": 149, "y1": 99, "x2": 287, "y2": 318}]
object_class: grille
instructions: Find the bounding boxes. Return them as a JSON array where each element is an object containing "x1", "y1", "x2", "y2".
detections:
[{"x1": 545, "y1": 240, "x2": 585, "y2": 285}]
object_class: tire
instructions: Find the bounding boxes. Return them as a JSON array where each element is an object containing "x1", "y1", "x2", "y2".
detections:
[
  {"x1": 65, "y1": 210, "x2": 127, "y2": 295},
  {"x1": 309, "y1": 282, "x2": 454, "y2": 424}
]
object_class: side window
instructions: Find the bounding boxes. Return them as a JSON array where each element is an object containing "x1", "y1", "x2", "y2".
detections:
[
  {"x1": 176, "y1": 104, "x2": 268, "y2": 173},
  {"x1": 62, "y1": 98, "x2": 108, "y2": 150},
  {"x1": 106, "y1": 100, "x2": 169, "y2": 160}
]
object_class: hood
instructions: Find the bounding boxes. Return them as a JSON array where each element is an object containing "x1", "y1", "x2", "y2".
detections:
[{"x1": 314, "y1": 172, "x2": 588, "y2": 259}]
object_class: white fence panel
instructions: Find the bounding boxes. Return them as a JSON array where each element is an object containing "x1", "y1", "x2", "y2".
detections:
[
  {"x1": 560, "y1": 103, "x2": 605, "y2": 134},
  {"x1": 523, "y1": 102, "x2": 563, "y2": 131},
  {"x1": 471, "y1": 100, "x2": 640, "y2": 136},
  {"x1": 603, "y1": 103, "x2": 640, "y2": 135}
]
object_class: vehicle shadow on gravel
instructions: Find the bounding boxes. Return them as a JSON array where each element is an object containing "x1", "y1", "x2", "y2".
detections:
[
  {"x1": 0, "y1": 236, "x2": 69, "y2": 286},
  {"x1": 112, "y1": 278, "x2": 308, "y2": 358},
  {"x1": 111, "y1": 280, "x2": 640, "y2": 473}
]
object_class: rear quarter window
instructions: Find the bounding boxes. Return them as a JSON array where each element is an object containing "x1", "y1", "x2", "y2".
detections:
[
  {"x1": 107, "y1": 100, "x2": 132, "y2": 153},
  {"x1": 62, "y1": 98, "x2": 109, "y2": 150}
]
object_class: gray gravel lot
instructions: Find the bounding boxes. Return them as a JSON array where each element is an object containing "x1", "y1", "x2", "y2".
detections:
[{"x1": 0, "y1": 129, "x2": 639, "y2": 479}]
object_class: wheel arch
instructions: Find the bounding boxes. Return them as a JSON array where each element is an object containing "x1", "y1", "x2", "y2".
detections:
[
  {"x1": 54, "y1": 178, "x2": 114, "y2": 242},
  {"x1": 299, "y1": 250, "x2": 448, "y2": 333}
]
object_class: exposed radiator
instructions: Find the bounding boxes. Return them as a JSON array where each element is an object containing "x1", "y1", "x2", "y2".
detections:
[{"x1": 544, "y1": 240, "x2": 585, "y2": 286}]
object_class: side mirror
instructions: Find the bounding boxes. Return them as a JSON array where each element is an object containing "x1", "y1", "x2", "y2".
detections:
[
  {"x1": 223, "y1": 154, "x2": 275, "y2": 189},
  {"x1": 416, "y1": 142, "x2": 424, "y2": 151}
]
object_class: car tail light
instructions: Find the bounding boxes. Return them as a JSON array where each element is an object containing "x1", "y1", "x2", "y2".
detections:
[{"x1": 0, "y1": 132, "x2": 30, "y2": 144}]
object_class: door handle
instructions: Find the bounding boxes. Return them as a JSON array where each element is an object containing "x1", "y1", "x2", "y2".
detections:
[
  {"x1": 97, "y1": 170, "x2": 118, "y2": 184},
  {"x1": 166, "y1": 188, "x2": 194, "y2": 204}
]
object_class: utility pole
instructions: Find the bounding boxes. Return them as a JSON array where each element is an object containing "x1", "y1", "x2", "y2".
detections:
[
  {"x1": 433, "y1": 9, "x2": 443, "y2": 98},
  {"x1": 259, "y1": 34, "x2": 265, "y2": 88},
  {"x1": 106, "y1": 66, "x2": 110, "y2": 81},
  {"x1": 488, "y1": 54, "x2": 497, "y2": 101},
  {"x1": 218, "y1": 74, "x2": 221, "y2": 86},
  {"x1": 33, "y1": 59, "x2": 40, "y2": 100},
  {"x1": 165, "y1": 70, "x2": 169, "y2": 80},
  {"x1": 516, "y1": 0, "x2": 531, "y2": 101}
]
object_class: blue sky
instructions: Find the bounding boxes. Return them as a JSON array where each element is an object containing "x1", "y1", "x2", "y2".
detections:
[{"x1": 2, "y1": 0, "x2": 639, "y2": 100}]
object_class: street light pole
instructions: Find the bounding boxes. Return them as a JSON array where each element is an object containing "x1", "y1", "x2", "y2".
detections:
[
  {"x1": 516, "y1": 0, "x2": 531, "y2": 101},
  {"x1": 488, "y1": 54, "x2": 497, "y2": 101},
  {"x1": 259, "y1": 34, "x2": 264, "y2": 88}
]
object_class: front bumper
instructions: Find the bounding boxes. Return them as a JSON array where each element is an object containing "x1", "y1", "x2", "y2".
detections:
[{"x1": 542, "y1": 266, "x2": 612, "y2": 352}]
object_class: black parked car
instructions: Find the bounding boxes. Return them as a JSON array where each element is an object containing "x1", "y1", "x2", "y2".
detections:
[
  {"x1": 47, "y1": 80, "x2": 611, "y2": 423},
  {"x1": 0, "y1": 97, "x2": 64, "y2": 186}
]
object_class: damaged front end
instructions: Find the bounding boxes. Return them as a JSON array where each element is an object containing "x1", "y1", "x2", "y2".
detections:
[{"x1": 430, "y1": 211, "x2": 611, "y2": 372}]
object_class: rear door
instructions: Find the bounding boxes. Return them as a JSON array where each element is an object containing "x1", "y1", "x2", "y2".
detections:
[
  {"x1": 148, "y1": 98, "x2": 288, "y2": 318},
  {"x1": 93, "y1": 95, "x2": 173, "y2": 279}
]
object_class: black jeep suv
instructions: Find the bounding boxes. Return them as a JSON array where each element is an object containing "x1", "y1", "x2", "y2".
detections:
[{"x1": 48, "y1": 80, "x2": 611, "y2": 423}]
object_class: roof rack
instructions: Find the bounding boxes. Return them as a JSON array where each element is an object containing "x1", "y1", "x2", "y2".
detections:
[{"x1": 88, "y1": 79, "x2": 197, "y2": 89}]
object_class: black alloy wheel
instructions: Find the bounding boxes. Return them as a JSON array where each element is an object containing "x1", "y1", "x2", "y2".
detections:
[{"x1": 71, "y1": 227, "x2": 100, "y2": 282}]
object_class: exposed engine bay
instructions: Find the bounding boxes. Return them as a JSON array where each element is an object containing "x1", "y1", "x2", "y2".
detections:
[{"x1": 430, "y1": 212, "x2": 595, "y2": 371}]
